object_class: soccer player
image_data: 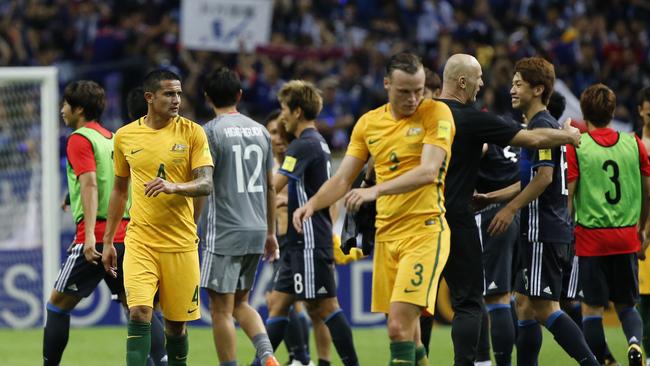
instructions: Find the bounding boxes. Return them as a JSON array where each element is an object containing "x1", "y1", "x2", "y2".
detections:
[
  {"x1": 637, "y1": 86, "x2": 650, "y2": 363},
  {"x1": 198, "y1": 67, "x2": 280, "y2": 366},
  {"x1": 102, "y1": 69, "x2": 214, "y2": 366},
  {"x1": 567, "y1": 83, "x2": 650, "y2": 366},
  {"x1": 423, "y1": 67, "x2": 442, "y2": 99},
  {"x1": 437, "y1": 53, "x2": 582, "y2": 366},
  {"x1": 293, "y1": 52, "x2": 454, "y2": 366},
  {"x1": 265, "y1": 110, "x2": 318, "y2": 366},
  {"x1": 265, "y1": 80, "x2": 359, "y2": 366},
  {"x1": 488, "y1": 56, "x2": 598, "y2": 365},
  {"x1": 43, "y1": 80, "x2": 130, "y2": 366}
]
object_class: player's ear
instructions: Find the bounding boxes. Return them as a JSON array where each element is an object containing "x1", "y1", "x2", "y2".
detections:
[
  {"x1": 383, "y1": 76, "x2": 390, "y2": 91},
  {"x1": 144, "y1": 91, "x2": 154, "y2": 104},
  {"x1": 458, "y1": 75, "x2": 466, "y2": 89},
  {"x1": 534, "y1": 85, "x2": 544, "y2": 98}
]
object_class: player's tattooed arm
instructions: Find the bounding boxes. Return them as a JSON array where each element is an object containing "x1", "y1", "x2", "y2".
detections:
[{"x1": 144, "y1": 166, "x2": 213, "y2": 197}]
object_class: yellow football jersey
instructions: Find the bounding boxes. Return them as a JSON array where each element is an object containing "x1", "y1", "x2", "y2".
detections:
[
  {"x1": 114, "y1": 116, "x2": 213, "y2": 252},
  {"x1": 640, "y1": 256, "x2": 650, "y2": 295},
  {"x1": 346, "y1": 99, "x2": 455, "y2": 240}
]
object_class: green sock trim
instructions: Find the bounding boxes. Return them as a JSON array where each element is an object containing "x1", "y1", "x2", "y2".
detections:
[
  {"x1": 127, "y1": 321, "x2": 151, "y2": 366},
  {"x1": 390, "y1": 341, "x2": 415, "y2": 366},
  {"x1": 415, "y1": 345, "x2": 426, "y2": 361},
  {"x1": 166, "y1": 333, "x2": 189, "y2": 366}
]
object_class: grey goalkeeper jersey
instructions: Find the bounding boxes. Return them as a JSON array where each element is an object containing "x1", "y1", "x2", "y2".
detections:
[{"x1": 203, "y1": 113, "x2": 274, "y2": 255}]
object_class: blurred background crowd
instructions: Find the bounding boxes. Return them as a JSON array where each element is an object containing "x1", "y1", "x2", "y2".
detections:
[{"x1": 1, "y1": 0, "x2": 649, "y2": 152}]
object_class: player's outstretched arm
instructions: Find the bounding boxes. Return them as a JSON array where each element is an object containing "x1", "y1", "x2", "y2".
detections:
[
  {"x1": 510, "y1": 119, "x2": 581, "y2": 149},
  {"x1": 293, "y1": 155, "x2": 365, "y2": 233},
  {"x1": 344, "y1": 144, "x2": 446, "y2": 212},
  {"x1": 488, "y1": 166, "x2": 553, "y2": 236},
  {"x1": 144, "y1": 165, "x2": 213, "y2": 197},
  {"x1": 79, "y1": 171, "x2": 101, "y2": 265},
  {"x1": 473, "y1": 181, "x2": 521, "y2": 209},
  {"x1": 102, "y1": 175, "x2": 130, "y2": 278}
]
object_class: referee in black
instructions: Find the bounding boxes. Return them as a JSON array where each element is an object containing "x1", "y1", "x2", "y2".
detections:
[{"x1": 435, "y1": 54, "x2": 581, "y2": 366}]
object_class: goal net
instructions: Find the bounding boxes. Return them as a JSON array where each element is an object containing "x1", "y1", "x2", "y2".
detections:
[{"x1": 0, "y1": 67, "x2": 59, "y2": 328}]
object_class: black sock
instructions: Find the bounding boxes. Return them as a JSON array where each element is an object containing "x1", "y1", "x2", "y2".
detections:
[
  {"x1": 567, "y1": 302, "x2": 582, "y2": 326},
  {"x1": 318, "y1": 359, "x2": 331, "y2": 366},
  {"x1": 618, "y1": 307, "x2": 644, "y2": 345},
  {"x1": 476, "y1": 306, "x2": 491, "y2": 362},
  {"x1": 285, "y1": 310, "x2": 309, "y2": 364},
  {"x1": 150, "y1": 312, "x2": 167, "y2": 365},
  {"x1": 488, "y1": 304, "x2": 514, "y2": 366},
  {"x1": 545, "y1": 311, "x2": 598, "y2": 365},
  {"x1": 516, "y1": 319, "x2": 542, "y2": 366},
  {"x1": 419, "y1": 316, "x2": 434, "y2": 355},
  {"x1": 324, "y1": 310, "x2": 358, "y2": 366},
  {"x1": 297, "y1": 311, "x2": 312, "y2": 361},
  {"x1": 266, "y1": 316, "x2": 289, "y2": 351},
  {"x1": 43, "y1": 303, "x2": 71, "y2": 366},
  {"x1": 582, "y1": 316, "x2": 606, "y2": 362}
]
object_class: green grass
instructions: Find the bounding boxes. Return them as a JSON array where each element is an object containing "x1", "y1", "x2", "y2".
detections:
[{"x1": 1, "y1": 325, "x2": 632, "y2": 365}]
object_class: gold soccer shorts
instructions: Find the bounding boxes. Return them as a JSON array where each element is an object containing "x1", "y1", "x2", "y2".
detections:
[
  {"x1": 371, "y1": 218, "x2": 450, "y2": 315},
  {"x1": 123, "y1": 240, "x2": 201, "y2": 321}
]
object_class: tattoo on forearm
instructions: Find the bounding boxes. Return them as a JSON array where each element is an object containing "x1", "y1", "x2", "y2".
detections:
[{"x1": 189, "y1": 166, "x2": 213, "y2": 196}]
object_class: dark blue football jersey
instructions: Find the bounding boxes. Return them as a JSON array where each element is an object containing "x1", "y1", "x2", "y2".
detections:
[
  {"x1": 519, "y1": 110, "x2": 572, "y2": 243},
  {"x1": 278, "y1": 128, "x2": 333, "y2": 251}
]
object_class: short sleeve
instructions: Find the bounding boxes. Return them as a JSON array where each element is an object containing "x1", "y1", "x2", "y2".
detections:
[
  {"x1": 528, "y1": 120, "x2": 556, "y2": 168},
  {"x1": 113, "y1": 131, "x2": 130, "y2": 177},
  {"x1": 635, "y1": 136, "x2": 650, "y2": 177},
  {"x1": 67, "y1": 134, "x2": 96, "y2": 176},
  {"x1": 566, "y1": 144, "x2": 579, "y2": 182},
  {"x1": 345, "y1": 116, "x2": 369, "y2": 162},
  {"x1": 279, "y1": 140, "x2": 311, "y2": 180},
  {"x1": 422, "y1": 102, "x2": 455, "y2": 157},
  {"x1": 190, "y1": 124, "x2": 214, "y2": 170}
]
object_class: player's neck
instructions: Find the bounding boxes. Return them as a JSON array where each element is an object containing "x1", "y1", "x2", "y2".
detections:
[
  {"x1": 212, "y1": 105, "x2": 238, "y2": 117},
  {"x1": 643, "y1": 124, "x2": 650, "y2": 139},
  {"x1": 438, "y1": 87, "x2": 468, "y2": 105},
  {"x1": 293, "y1": 121, "x2": 315, "y2": 138},
  {"x1": 73, "y1": 117, "x2": 91, "y2": 130},
  {"x1": 144, "y1": 113, "x2": 173, "y2": 129},
  {"x1": 523, "y1": 100, "x2": 546, "y2": 122}
]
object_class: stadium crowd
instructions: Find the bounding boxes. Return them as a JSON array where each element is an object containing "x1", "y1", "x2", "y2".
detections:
[{"x1": 1, "y1": 0, "x2": 650, "y2": 150}]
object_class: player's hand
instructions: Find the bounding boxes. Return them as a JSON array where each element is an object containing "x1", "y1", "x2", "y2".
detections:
[
  {"x1": 472, "y1": 193, "x2": 491, "y2": 211},
  {"x1": 83, "y1": 236, "x2": 101, "y2": 265},
  {"x1": 144, "y1": 177, "x2": 177, "y2": 197},
  {"x1": 276, "y1": 195, "x2": 288, "y2": 208},
  {"x1": 344, "y1": 187, "x2": 378, "y2": 213},
  {"x1": 638, "y1": 230, "x2": 649, "y2": 260},
  {"x1": 293, "y1": 204, "x2": 315, "y2": 234},
  {"x1": 563, "y1": 118, "x2": 581, "y2": 147},
  {"x1": 488, "y1": 206, "x2": 515, "y2": 236},
  {"x1": 101, "y1": 242, "x2": 118, "y2": 278},
  {"x1": 264, "y1": 234, "x2": 280, "y2": 262}
]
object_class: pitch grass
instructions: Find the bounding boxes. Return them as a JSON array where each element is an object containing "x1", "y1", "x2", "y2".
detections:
[{"x1": 1, "y1": 325, "x2": 631, "y2": 365}]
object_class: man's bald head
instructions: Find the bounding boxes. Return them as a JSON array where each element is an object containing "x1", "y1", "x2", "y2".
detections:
[{"x1": 440, "y1": 54, "x2": 484, "y2": 103}]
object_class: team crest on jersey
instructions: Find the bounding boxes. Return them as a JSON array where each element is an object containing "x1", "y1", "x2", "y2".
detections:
[
  {"x1": 170, "y1": 143, "x2": 188, "y2": 152},
  {"x1": 406, "y1": 127, "x2": 422, "y2": 136}
]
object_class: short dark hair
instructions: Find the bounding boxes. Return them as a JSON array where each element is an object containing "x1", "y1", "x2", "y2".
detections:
[
  {"x1": 264, "y1": 109, "x2": 281, "y2": 126},
  {"x1": 63, "y1": 80, "x2": 105, "y2": 121},
  {"x1": 277, "y1": 80, "x2": 323, "y2": 121},
  {"x1": 424, "y1": 68, "x2": 441, "y2": 92},
  {"x1": 547, "y1": 91, "x2": 566, "y2": 120},
  {"x1": 580, "y1": 83, "x2": 616, "y2": 128},
  {"x1": 514, "y1": 56, "x2": 556, "y2": 105},
  {"x1": 142, "y1": 69, "x2": 181, "y2": 93},
  {"x1": 638, "y1": 87, "x2": 650, "y2": 107},
  {"x1": 126, "y1": 86, "x2": 147, "y2": 121},
  {"x1": 204, "y1": 67, "x2": 242, "y2": 108},
  {"x1": 386, "y1": 52, "x2": 423, "y2": 77}
]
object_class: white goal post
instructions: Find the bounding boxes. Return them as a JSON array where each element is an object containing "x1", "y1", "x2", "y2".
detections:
[{"x1": 0, "y1": 67, "x2": 59, "y2": 327}]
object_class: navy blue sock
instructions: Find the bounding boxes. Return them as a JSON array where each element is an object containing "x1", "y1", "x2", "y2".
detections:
[
  {"x1": 618, "y1": 307, "x2": 644, "y2": 345},
  {"x1": 516, "y1": 319, "x2": 542, "y2": 366},
  {"x1": 545, "y1": 310, "x2": 598, "y2": 365},
  {"x1": 582, "y1": 315, "x2": 606, "y2": 362},
  {"x1": 43, "y1": 303, "x2": 71, "y2": 366},
  {"x1": 297, "y1": 311, "x2": 312, "y2": 360},
  {"x1": 285, "y1": 309, "x2": 309, "y2": 364},
  {"x1": 488, "y1": 303, "x2": 514, "y2": 366},
  {"x1": 510, "y1": 297, "x2": 518, "y2": 340},
  {"x1": 567, "y1": 302, "x2": 583, "y2": 326},
  {"x1": 150, "y1": 312, "x2": 167, "y2": 366},
  {"x1": 419, "y1": 316, "x2": 434, "y2": 355},
  {"x1": 266, "y1": 317, "x2": 289, "y2": 351},
  {"x1": 476, "y1": 305, "x2": 491, "y2": 362},
  {"x1": 324, "y1": 310, "x2": 358, "y2": 366}
]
